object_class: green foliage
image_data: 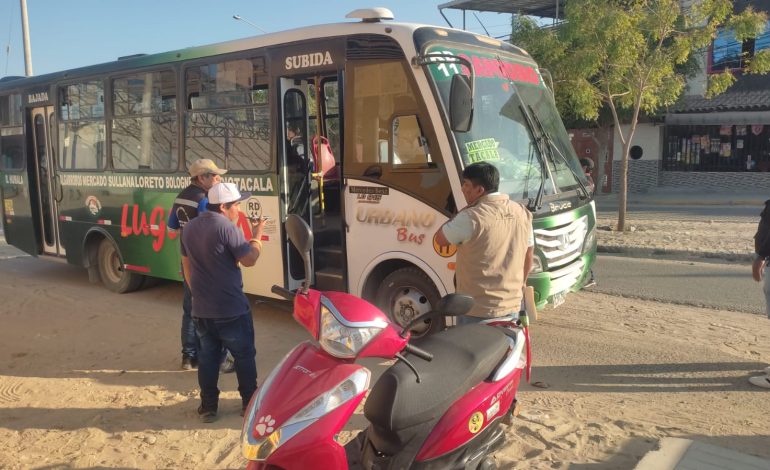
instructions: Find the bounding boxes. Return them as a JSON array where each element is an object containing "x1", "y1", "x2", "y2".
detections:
[
  {"x1": 748, "y1": 49, "x2": 770, "y2": 75},
  {"x1": 706, "y1": 71, "x2": 736, "y2": 98},
  {"x1": 509, "y1": 0, "x2": 770, "y2": 230},
  {"x1": 509, "y1": 0, "x2": 769, "y2": 126}
]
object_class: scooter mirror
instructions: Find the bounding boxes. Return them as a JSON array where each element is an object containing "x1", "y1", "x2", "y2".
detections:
[{"x1": 435, "y1": 293, "x2": 474, "y2": 317}]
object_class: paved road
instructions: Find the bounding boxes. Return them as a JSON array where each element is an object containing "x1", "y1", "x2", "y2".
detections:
[{"x1": 591, "y1": 254, "x2": 766, "y2": 315}]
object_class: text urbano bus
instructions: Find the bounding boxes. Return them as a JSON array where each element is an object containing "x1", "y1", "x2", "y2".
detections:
[{"x1": 0, "y1": 8, "x2": 596, "y2": 337}]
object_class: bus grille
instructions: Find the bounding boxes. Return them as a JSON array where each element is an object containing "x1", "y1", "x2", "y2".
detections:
[
  {"x1": 534, "y1": 216, "x2": 588, "y2": 269},
  {"x1": 548, "y1": 258, "x2": 585, "y2": 295}
]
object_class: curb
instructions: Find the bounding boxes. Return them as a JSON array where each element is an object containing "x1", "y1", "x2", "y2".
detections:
[
  {"x1": 594, "y1": 196, "x2": 766, "y2": 207},
  {"x1": 597, "y1": 244, "x2": 754, "y2": 263}
]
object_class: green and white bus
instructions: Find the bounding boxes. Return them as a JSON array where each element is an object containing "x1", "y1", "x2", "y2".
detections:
[{"x1": 0, "y1": 8, "x2": 596, "y2": 335}]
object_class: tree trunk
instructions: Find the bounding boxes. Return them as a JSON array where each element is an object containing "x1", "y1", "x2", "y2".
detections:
[{"x1": 617, "y1": 139, "x2": 631, "y2": 232}]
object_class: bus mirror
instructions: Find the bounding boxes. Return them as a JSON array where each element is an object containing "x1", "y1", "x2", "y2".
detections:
[
  {"x1": 285, "y1": 214, "x2": 314, "y2": 287},
  {"x1": 286, "y1": 214, "x2": 313, "y2": 254},
  {"x1": 449, "y1": 74, "x2": 473, "y2": 132}
]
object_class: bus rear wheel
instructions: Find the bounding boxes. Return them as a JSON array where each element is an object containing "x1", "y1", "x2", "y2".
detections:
[
  {"x1": 97, "y1": 238, "x2": 143, "y2": 293},
  {"x1": 375, "y1": 267, "x2": 444, "y2": 340}
]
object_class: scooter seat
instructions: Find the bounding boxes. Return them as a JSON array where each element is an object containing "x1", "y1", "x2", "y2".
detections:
[{"x1": 365, "y1": 324, "x2": 509, "y2": 434}]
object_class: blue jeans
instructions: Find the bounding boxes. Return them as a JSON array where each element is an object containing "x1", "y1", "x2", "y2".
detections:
[
  {"x1": 181, "y1": 280, "x2": 199, "y2": 358},
  {"x1": 194, "y1": 315, "x2": 257, "y2": 411}
]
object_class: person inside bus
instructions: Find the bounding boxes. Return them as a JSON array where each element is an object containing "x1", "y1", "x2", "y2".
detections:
[
  {"x1": 286, "y1": 123, "x2": 310, "y2": 216},
  {"x1": 168, "y1": 158, "x2": 235, "y2": 372},
  {"x1": 180, "y1": 182, "x2": 267, "y2": 422},
  {"x1": 434, "y1": 162, "x2": 534, "y2": 323},
  {"x1": 580, "y1": 157, "x2": 596, "y2": 195}
]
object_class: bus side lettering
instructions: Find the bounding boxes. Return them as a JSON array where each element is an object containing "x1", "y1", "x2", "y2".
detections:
[{"x1": 120, "y1": 204, "x2": 177, "y2": 252}]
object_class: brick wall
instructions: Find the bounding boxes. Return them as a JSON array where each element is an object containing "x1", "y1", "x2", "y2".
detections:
[
  {"x1": 611, "y1": 160, "x2": 659, "y2": 193},
  {"x1": 610, "y1": 161, "x2": 770, "y2": 192},
  {"x1": 659, "y1": 171, "x2": 770, "y2": 190}
]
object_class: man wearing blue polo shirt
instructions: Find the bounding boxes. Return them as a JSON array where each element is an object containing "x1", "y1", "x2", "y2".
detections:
[{"x1": 181, "y1": 182, "x2": 266, "y2": 422}]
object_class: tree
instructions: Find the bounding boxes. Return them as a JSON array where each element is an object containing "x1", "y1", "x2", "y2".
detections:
[{"x1": 512, "y1": 0, "x2": 770, "y2": 231}]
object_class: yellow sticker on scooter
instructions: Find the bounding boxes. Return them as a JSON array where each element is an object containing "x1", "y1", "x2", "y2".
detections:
[{"x1": 468, "y1": 411, "x2": 484, "y2": 434}]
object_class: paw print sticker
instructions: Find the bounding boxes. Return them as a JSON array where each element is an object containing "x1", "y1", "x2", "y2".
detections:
[{"x1": 255, "y1": 415, "x2": 276, "y2": 437}]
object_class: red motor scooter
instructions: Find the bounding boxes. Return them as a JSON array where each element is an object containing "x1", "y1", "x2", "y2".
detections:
[{"x1": 241, "y1": 215, "x2": 531, "y2": 469}]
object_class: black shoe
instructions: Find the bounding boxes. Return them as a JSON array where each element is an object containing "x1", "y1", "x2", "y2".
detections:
[
  {"x1": 181, "y1": 355, "x2": 198, "y2": 371},
  {"x1": 198, "y1": 405, "x2": 217, "y2": 423},
  {"x1": 240, "y1": 405, "x2": 247, "y2": 417}
]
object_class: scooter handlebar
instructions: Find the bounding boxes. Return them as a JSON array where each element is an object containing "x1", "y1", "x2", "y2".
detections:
[
  {"x1": 404, "y1": 343, "x2": 433, "y2": 362},
  {"x1": 271, "y1": 285, "x2": 296, "y2": 300}
]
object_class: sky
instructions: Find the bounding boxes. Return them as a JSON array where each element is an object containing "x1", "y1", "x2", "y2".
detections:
[{"x1": 0, "y1": 0, "x2": 516, "y2": 77}]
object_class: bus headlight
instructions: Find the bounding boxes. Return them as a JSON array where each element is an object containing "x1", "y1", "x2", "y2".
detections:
[
  {"x1": 530, "y1": 255, "x2": 543, "y2": 274},
  {"x1": 582, "y1": 227, "x2": 596, "y2": 254}
]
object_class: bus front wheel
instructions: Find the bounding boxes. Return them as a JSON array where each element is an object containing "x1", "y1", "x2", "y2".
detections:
[
  {"x1": 97, "y1": 239, "x2": 143, "y2": 293},
  {"x1": 375, "y1": 267, "x2": 444, "y2": 340}
]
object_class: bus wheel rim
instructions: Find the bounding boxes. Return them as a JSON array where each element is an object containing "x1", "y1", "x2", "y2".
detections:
[
  {"x1": 391, "y1": 287, "x2": 431, "y2": 335},
  {"x1": 103, "y1": 245, "x2": 122, "y2": 284}
]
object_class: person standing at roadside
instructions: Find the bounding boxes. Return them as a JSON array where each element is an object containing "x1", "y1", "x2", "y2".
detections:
[
  {"x1": 750, "y1": 199, "x2": 770, "y2": 389},
  {"x1": 181, "y1": 182, "x2": 266, "y2": 422},
  {"x1": 168, "y1": 159, "x2": 226, "y2": 370},
  {"x1": 434, "y1": 162, "x2": 534, "y2": 323}
]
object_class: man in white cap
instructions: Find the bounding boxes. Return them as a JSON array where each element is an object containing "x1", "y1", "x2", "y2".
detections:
[
  {"x1": 168, "y1": 159, "x2": 227, "y2": 370},
  {"x1": 181, "y1": 182, "x2": 267, "y2": 422}
]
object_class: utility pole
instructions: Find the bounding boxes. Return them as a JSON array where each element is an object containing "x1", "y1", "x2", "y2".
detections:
[{"x1": 20, "y1": 0, "x2": 32, "y2": 76}]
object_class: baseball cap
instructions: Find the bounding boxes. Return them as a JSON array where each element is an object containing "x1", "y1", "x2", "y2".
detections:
[
  {"x1": 189, "y1": 158, "x2": 227, "y2": 177},
  {"x1": 208, "y1": 182, "x2": 251, "y2": 205}
]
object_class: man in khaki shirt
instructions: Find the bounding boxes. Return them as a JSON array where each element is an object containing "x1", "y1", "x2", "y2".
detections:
[{"x1": 435, "y1": 162, "x2": 534, "y2": 322}]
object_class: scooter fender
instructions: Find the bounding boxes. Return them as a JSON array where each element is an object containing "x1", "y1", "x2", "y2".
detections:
[
  {"x1": 244, "y1": 342, "x2": 369, "y2": 469},
  {"x1": 414, "y1": 368, "x2": 523, "y2": 461}
]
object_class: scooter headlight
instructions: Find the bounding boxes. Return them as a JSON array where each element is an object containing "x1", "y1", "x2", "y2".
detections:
[
  {"x1": 241, "y1": 369, "x2": 370, "y2": 461},
  {"x1": 319, "y1": 298, "x2": 386, "y2": 358}
]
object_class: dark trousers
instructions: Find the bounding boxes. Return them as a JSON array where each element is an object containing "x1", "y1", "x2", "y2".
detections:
[
  {"x1": 194, "y1": 315, "x2": 257, "y2": 411},
  {"x1": 181, "y1": 280, "x2": 200, "y2": 358}
]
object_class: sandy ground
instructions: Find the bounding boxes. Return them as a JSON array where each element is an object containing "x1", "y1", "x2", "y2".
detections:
[
  {"x1": 1, "y1": 235, "x2": 769, "y2": 469},
  {"x1": 595, "y1": 216, "x2": 756, "y2": 261}
]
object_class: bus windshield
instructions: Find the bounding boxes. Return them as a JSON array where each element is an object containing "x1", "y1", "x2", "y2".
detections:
[{"x1": 424, "y1": 44, "x2": 588, "y2": 202}]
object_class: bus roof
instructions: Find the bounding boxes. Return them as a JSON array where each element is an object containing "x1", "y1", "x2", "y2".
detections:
[{"x1": 0, "y1": 13, "x2": 530, "y2": 92}]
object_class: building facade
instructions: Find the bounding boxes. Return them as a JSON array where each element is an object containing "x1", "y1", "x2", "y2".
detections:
[{"x1": 603, "y1": 0, "x2": 770, "y2": 193}]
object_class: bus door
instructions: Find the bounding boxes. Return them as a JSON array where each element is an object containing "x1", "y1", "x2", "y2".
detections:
[
  {"x1": 280, "y1": 77, "x2": 314, "y2": 289},
  {"x1": 28, "y1": 106, "x2": 64, "y2": 256},
  {"x1": 280, "y1": 76, "x2": 345, "y2": 291}
]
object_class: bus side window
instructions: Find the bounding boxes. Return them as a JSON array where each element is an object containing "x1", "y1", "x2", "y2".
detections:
[
  {"x1": 59, "y1": 81, "x2": 106, "y2": 170},
  {"x1": 184, "y1": 57, "x2": 270, "y2": 172},
  {"x1": 111, "y1": 69, "x2": 178, "y2": 172},
  {"x1": 392, "y1": 114, "x2": 432, "y2": 167}
]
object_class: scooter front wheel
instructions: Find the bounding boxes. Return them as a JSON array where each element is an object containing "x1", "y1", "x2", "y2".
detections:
[{"x1": 478, "y1": 456, "x2": 498, "y2": 470}]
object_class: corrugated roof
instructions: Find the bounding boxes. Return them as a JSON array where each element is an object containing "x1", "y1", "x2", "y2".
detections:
[
  {"x1": 670, "y1": 74, "x2": 770, "y2": 113},
  {"x1": 439, "y1": 0, "x2": 566, "y2": 18}
]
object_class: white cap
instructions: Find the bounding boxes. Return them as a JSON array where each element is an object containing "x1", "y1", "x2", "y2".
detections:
[{"x1": 208, "y1": 182, "x2": 251, "y2": 205}]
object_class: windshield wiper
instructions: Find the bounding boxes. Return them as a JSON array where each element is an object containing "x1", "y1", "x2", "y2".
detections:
[
  {"x1": 526, "y1": 104, "x2": 590, "y2": 201},
  {"x1": 494, "y1": 55, "x2": 548, "y2": 211},
  {"x1": 518, "y1": 103, "x2": 549, "y2": 211}
]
